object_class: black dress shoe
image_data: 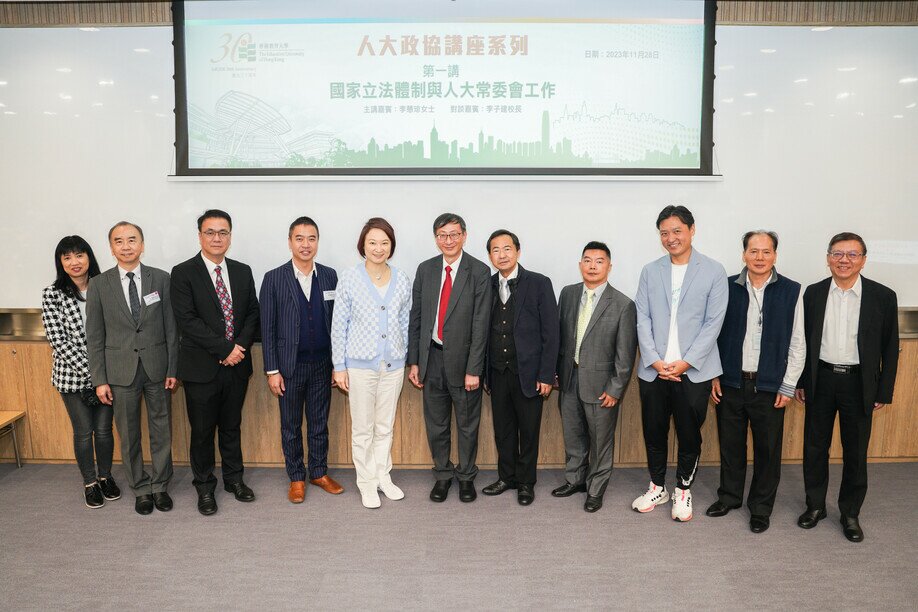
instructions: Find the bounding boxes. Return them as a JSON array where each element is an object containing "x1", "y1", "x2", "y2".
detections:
[
  {"x1": 98, "y1": 476, "x2": 121, "y2": 501},
  {"x1": 224, "y1": 481, "x2": 256, "y2": 502},
  {"x1": 797, "y1": 507, "x2": 827, "y2": 529},
  {"x1": 750, "y1": 515, "x2": 770, "y2": 533},
  {"x1": 135, "y1": 494, "x2": 154, "y2": 515},
  {"x1": 584, "y1": 495, "x2": 603, "y2": 513},
  {"x1": 198, "y1": 492, "x2": 218, "y2": 516},
  {"x1": 152, "y1": 492, "x2": 173, "y2": 512},
  {"x1": 458, "y1": 480, "x2": 477, "y2": 503},
  {"x1": 551, "y1": 482, "x2": 587, "y2": 497},
  {"x1": 482, "y1": 480, "x2": 516, "y2": 496},
  {"x1": 517, "y1": 484, "x2": 534, "y2": 506},
  {"x1": 705, "y1": 500, "x2": 741, "y2": 517},
  {"x1": 840, "y1": 516, "x2": 864, "y2": 542},
  {"x1": 430, "y1": 479, "x2": 452, "y2": 503}
]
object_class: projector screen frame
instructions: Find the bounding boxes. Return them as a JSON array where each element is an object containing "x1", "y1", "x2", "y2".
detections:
[{"x1": 171, "y1": 1, "x2": 716, "y2": 178}]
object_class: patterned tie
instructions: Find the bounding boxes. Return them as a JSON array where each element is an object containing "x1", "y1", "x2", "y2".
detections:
[
  {"x1": 499, "y1": 277, "x2": 510, "y2": 304},
  {"x1": 436, "y1": 265, "x2": 452, "y2": 342},
  {"x1": 126, "y1": 271, "x2": 140, "y2": 324},
  {"x1": 574, "y1": 289, "x2": 595, "y2": 365},
  {"x1": 214, "y1": 265, "x2": 234, "y2": 341}
]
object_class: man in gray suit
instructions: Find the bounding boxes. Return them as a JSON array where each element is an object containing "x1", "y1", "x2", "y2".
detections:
[
  {"x1": 86, "y1": 221, "x2": 178, "y2": 516},
  {"x1": 408, "y1": 212, "x2": 492, "y2": 503},
  {"x1": 554, "y1": 241, "x2": 638, "y2": 512},
  {"x1": 633, "y1": 205, "x2": 728, "y2": 522}
]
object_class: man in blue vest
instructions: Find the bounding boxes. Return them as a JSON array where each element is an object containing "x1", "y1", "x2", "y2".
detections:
[
  {"x1": 707, "y1": 230, "x2": 805, "y2": 533},
  {"x1": 260, "y1": 217, "x2": 343, "y2": 503}
]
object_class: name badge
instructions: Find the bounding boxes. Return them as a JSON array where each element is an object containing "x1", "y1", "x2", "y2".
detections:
[
  {"x1": 323, "y1": 290, "x2": 336, "y2": 301},
  {"x1": 143, "y1": 291, "x2": 161, "y2": 306}
]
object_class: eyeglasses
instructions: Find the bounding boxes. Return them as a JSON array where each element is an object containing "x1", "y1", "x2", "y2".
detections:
[
  {"x1": 435, "y1": 232, "x2": 463, "y2": 243},
  {"x1": 202, "y1": 230, "x2": 231, "y2": 239},
  {"x1": 828, "y1": 251, "x2": 864, "y2": 261}
]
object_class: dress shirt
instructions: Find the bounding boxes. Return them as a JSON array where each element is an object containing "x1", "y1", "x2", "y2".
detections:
[
  {"x1": 292, "y1": 260, "x2": 318, "y2": 301},
  {"x1": 200, "y1": 252, "x2": 232, "y2": 299},
  {"x1": 118, "y1": 264, "x2": 142, "y2": 310},
  {"x1": 819, "y1": 275, "x2": 862, "y2": 365},
  {"x1": 740, "y1": 271, "x2": 806, "y2": 396},
  {"x1": 498, "y1": 265, "x2": 519, "y2": 303},
  {"x1": 431, "y1": 251, "x2": 463, "y2": 344},
  {"x1": 579, "y1": 281, "x2": 607, "y2": 315},
  {"x1": 663, "y1": 263, "x2": 688, "y2": 363}
]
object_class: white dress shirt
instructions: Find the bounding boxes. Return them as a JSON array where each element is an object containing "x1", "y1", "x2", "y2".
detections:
[
  {"x1": 431, "y1": 252, "x2": 463, "y2": 344},
  {"x1": 664, "y1": 263, "x2": 688, "y2": 363},
  {"x1": 118, "y1": 264, "x2": 142, "y2": 311},
  {"x1": 498, "y1": 265, "x2": 519, "y2": 304},
  {"x1": 201, "y1": 252, "x2": 232, "y2": 300},
  {"x1": 579, "y1": 281, "x2": 607, "y2": 314},
  {"x1": 292, "y1": 260, "x2": 318, "y2": 301},
  {"x1": 819, "y1": 276, "x2": 862, "y2": 365},
  {"x1": 740, "y1": 271, "x2": 806, "y2": 395}
]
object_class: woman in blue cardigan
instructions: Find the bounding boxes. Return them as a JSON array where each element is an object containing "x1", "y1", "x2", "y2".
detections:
[{"x1": 331, "y1": 218, "x2": 412, "y2": 509}]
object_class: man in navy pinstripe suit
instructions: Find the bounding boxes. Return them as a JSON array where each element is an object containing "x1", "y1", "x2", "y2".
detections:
[{"x1": 260, "y1": 217, "x2": 344, "y2": 503}]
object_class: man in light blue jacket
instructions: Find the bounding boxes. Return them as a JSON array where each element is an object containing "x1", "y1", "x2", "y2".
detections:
[{"x1": 632, "y1": 205, "x2": 728, "y2": 522}]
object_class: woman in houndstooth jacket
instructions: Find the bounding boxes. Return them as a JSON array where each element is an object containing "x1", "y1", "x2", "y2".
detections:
[
  {"x1": 331, "y1": 218, "x2": 412, "y2": 509},
  {"x1": 41, "y1": 236, "x2": 121, "y2": 509}
]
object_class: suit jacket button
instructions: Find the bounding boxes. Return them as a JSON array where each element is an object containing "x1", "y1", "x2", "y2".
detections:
[
  {"x1": 382, "y1": 334, "x2": 386, "y2": 338},
  {"x1": 133, "y1": 349, "x2": 138, "y2": 352},
  {"x1": 381, "y1": 306, "x2": 385, "y2": 310}
]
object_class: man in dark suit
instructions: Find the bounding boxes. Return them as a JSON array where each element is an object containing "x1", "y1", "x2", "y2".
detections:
[
  {"x1": 555, "y1": 241, "x2": 638, "y2": 512},
  {"x1": 260, "y1": 216, "x2": 343, "y2": 504},
  {"x1": 170, "y1": 209, "x2": 260, "y2": 516},
  {"x1": 408, "y1": 212, "x2": 492, "y2": 503},
  {"x1": 481, "y1": 229, "x2": 560, "y2": 506},
  {"x1": 795, "y1": 232, "x2": 899, "y2": 542},
  {"x1": 86, "y1": 221, "x2": 178, "y2": 515}
]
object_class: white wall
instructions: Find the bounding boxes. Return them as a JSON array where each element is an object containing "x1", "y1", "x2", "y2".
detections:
[{"x1": 1, "y1": 25, "x2": 916, "y2": 306}]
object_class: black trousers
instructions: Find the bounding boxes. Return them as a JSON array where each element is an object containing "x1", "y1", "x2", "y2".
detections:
[
  {"x1": 183, "y1": 367, "x2": 249, "y2": 494},
  {"x1": 489, "y1": 367, "x2": 543, "y2": 485},
  {"x1": 639, "y1": 376, "x2": 711, "y2": 489},
  {"x1": 715, "y1": 380, "x2": 785, "y2": 516},
  {"x1": 803, "y1": 368, "x2": 872, "y2": 517}
]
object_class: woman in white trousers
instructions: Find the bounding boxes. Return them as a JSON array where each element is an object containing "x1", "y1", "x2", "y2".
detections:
[{"x1": 331, "y1": 218, "x2": 412, "y2": 508}]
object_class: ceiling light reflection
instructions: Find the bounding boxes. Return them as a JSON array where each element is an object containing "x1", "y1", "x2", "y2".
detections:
[
  {"x1": 133, "y1": 48, "x2": 151, "y2": 53},
  {"x1": 907, "y1": 103, "x2": 917, "y2": 109},
  {"x1": 760, "y1": 49, "x2": 777, "y2": 54},
  {"x1": 836, "y1": 92, "x2": 851, "y2": 100},
  {"x1": 899, "y1": 77, "x2": 918, "y2": 84},
  {"x1": 811, "y1": 27, "x2": 834, "y2": 32},
  {"x1": 743, "y1": 92, "x2": 757, "y2": 97},
  {"x1": 794, "y1": 78, "x2": 808, "y2": 83},
  {"x1": 56, "y1": 68, "x2": 72, "y2": 73},
  {"x1": 837, "y1": 67, "x2": 857, "y2": 72},
  {"x1": 59, "y1": 94, "x2": 72, "y2": 100},
  {"x1": 79, "y1": 27, "x2": 100, "y2": 32},
  {"x1": 893, "y1": 115, "x2": 904, "y2": 119}
]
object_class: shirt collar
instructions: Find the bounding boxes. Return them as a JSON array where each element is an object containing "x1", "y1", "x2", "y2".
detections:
[
  {"x1": 200, "y1": 252, "x2": 226, "y2": 275},
  {"x1": 291, "y1": 260, "x2": 317, "y2": 281},
  {"x1": 499, "y1": 265, "x2": 519, "y2": 283},
  {"x1": 831, "y1": 275, "x2": 862, "y2": 296},
  {"x1": 118, "y1": 264, "x2": 141, "y2": 279},
  {"x1": 582, "y1": 282, "x2": 607, "y2": 301},
  {"x1": 443, "y1": 252, "x2": 463, "y2": 272},
  {"x1": 739, "y1": 267, "x2": 778, "y2": 289}
]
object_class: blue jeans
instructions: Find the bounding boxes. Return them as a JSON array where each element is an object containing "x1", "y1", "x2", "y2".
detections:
[{"x1": 61, "y1": 392, "x2": 114, "y2": 485}]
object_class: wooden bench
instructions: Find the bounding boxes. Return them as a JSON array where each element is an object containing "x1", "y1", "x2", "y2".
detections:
[{"x1": 0, "y1": 410, "x2": 26, "y2": 468}]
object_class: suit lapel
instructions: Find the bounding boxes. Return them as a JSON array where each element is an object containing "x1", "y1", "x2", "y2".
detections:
[
  {"x1": 583, "y1": 283, "x2": 613, "y2": 339},
  {"x1": 511, "y1": 266, "x2": 530, "y2": 327},
  {"x1": 856, "y1": 276, "x2": 873, "y2": 359},
  {"x1": 660, "y1": 258, "x2": 672, "y2": 315},
  {"x1": 108, "y1": 267, "x2": 135, "y2": 326},
  {"x1": 138, "y1": 265, "x2": 154, "y2": 324},
  {"x1": 444, "y1": 255, "x2": 471, "y2": 322},
  {"x1": 284, "y1": 262, "x2": 301, "y2": 304},
  {"x1": 677, "y1": 251, "x2": 701, "y2": 307},
  {"x1": 811, "y1": 279, "x2": 830, "y2": 351},
  {"x1": 566, "y1": 283, "x2": 583, "y2": 349},
  {"x1": 196, "y1": 255, "x2": 223, "y2": 313}
]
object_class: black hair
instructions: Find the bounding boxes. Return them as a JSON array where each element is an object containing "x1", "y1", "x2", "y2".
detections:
[
  {"x1": 742, "y1": 230, "x2": 779, "y2": 250},
  {"x1": 197, "y1": 209, "x2": 233, "y2": 231},
  {"x1": 655, "y1": 205, "x2": 695, "y2": 229},
  {"x1": 828, "y1": 232, "x2": 867, "y2": 255},
  {"x1": 289, "y1": 216, "x2": 320, "y2": 238},
  {"x1": 53, "y1": 236, "x2": 101, "y2": 301},
  {"x1": 486, "y1": 229, "x2": 520, "y2": 252},
  {"x1": 433, "y1": 212, "x2": 466, "y2": 234},
  {"x1": 581, "y1": 241, "x2": 611, "y2": 259}
]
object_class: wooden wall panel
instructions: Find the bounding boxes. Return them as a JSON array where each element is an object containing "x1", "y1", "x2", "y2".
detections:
[{"x1": 3, "y1": 340, "x2": 916, "y2": 469}]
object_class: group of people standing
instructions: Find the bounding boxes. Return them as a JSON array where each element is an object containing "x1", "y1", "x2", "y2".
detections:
[{"x1": 41, "y1": 205, "x2": 898, "y2": 543}]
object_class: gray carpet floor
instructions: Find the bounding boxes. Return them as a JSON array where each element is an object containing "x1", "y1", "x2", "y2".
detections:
[{"x1": 1, "y1": 462, "x2": 916, "y2": 611}]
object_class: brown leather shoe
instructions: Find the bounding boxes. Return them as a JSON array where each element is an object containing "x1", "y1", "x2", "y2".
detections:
[
  {"x1": 309, "y1": 475, "x2": 344, "y2": 494},
  {"x1": 288, "y1": 481, "x2": 306, "y2": 504}
]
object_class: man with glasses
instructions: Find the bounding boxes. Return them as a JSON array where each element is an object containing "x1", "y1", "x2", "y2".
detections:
[
  {"x1": 795, "y1": 232, "x2": 899, "y2": 542},
  {"x1": 171, "y1": 209, "x2": 260, "y2": 515},
  {"x1": 408, "y1": 213, "x2": 492, "y2": 503}
]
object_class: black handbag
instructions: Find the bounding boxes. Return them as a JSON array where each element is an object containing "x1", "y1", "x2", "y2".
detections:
[{"x1": 80, "y1": 387, "x2": 103, "y2": 408}]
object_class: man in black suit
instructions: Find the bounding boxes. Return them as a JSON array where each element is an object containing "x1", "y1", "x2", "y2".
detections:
[
  {"x1": 795, "y1": 232, "x2": 899, "y2": 542},
  {"x1": 171, "y1": 209, "x2": 260, "y2": 516},
  {"x1": 407, "y1": 212, "x2": 492, "y2": 503},
  {"x1": 481, "y1": 230, "x2": 560, "y2": 506}
]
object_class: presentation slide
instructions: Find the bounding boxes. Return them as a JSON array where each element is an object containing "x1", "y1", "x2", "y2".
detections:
[{"x1": 176, "y1": 1, "x2": 713, "y2": 175}]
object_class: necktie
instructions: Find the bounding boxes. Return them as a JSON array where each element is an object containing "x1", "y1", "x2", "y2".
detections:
[
  {"x1": 437, "y1": 265, "x2": 452, "y2": 342},
  {"x1": 126, "y1": 271, "x2": 140, "y2": 324},
  {"x1": 215, "y1": 265, "x2": 234, "y2": 341},
  {"x1": 499, "y1": 278, "x2": 510, "y2": 304},
  {"x1": 574, "y1": 289, "x2": 595, "y2": 364}
]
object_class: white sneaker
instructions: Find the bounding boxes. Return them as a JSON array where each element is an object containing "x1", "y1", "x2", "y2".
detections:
[
  {"x1": 359, "y1": 487, "x2": 381, "y2": 509},
  {"x1": 671, "y1": 487, "x2": 693, "y2": 522},
  {"x1": 632, "y1": 482, "x2": 670, "y2": 513},
  {"x1": 378, "y1": 479, "x2": 405, "y2": 501}
]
